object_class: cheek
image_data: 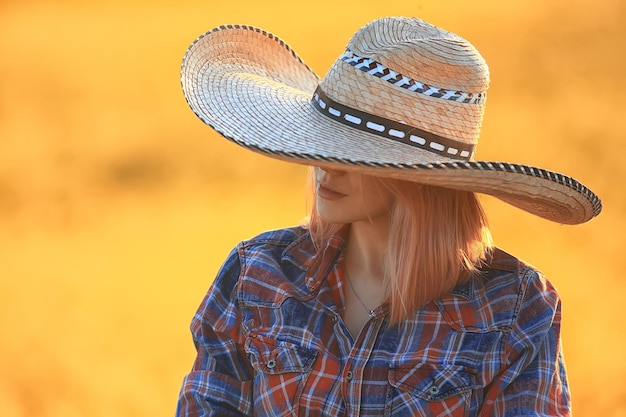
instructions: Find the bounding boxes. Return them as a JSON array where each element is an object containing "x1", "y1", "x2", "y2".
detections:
[
  {"x1": 363, "y1": 196, "x2": 393, "y2": 219},
  {"x1": 361, "y1": 186, "x2": 394, "y2": 217},
  {"x1": 315, "y1": 196, "x2": 347, "y2": 223}
]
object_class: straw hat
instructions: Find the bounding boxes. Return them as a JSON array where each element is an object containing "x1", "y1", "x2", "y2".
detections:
[{"x1": 181, "y1": 16, "x2": 601, "y2": 225}]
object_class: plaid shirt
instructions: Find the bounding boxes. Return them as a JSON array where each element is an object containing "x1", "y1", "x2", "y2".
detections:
[{"x1": 176, "y1": 226, "x2": 570, "y2": 416}]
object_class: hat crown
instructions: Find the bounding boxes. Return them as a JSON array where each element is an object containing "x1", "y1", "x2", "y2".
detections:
[
  {"x1": 319, "y1": 17, "x2": 490, "y2": 147},
  {"x1": 349, "y1": 17, "x2": 489, "y2": 93}
]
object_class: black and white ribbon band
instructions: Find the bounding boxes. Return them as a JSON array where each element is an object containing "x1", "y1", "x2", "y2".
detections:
[
  {"x1": 311, "y1": 87, "x2": 475, "y2": 160},
  {"x1": 340, "y1": 50, "x2": 485, "y2": 105}
]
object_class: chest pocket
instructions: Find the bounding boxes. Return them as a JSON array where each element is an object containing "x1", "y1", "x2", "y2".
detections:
[
  {"x1": 246, "y1": 335, "x2": 318, "y2": 416},
  {"x1": 246, "y1": 335, "x2": 318, "y2": 373},
  {"x1": 387, "y1": 363, "x2": 475, "y2": 417}
]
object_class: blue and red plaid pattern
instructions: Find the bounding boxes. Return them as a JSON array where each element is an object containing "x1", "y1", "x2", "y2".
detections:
[{"x1": 176, "y1": 227, "x2": 570, "y2": 416}]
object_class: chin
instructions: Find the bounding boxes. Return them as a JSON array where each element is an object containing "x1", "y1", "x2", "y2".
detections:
[
  {"x1": 316, "y1": 211, "x2": 349, "y2": 225},
  {"x1": 315, "y1": 201, "x2": 350, "y2": 224}
]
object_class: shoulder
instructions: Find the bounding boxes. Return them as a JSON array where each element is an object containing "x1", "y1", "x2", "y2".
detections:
[
  {"x1": 196, "y1": 226, "x2": 314, "y2": 328},
  {"x1": 208, "y1": 226, "x2": 312, "y2": 294},
  {"x1": 239, "y1": 225, "x2": 309, "y2": 251},
  {"x1": 481, "y1": 248, "x2": 560, "y2": 309},
  {"x1": 235, "y1": 226, "x2": 319, "y2": 304},
  {"x1": 237, "y1": 225, "x2": 314, "y2": 268},
  {"x1": 438, "y1": 248, "x2": 560, "y2": 332}
]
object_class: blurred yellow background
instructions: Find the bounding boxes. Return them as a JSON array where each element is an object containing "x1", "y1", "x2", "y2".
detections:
[{"x1": 0, "y1": 0, "x2": 624, "y2": 416}]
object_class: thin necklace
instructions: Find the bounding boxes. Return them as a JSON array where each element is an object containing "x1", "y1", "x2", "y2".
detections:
[{"x1": 344, "y1": 269, "x2": 375, "y2": 315}]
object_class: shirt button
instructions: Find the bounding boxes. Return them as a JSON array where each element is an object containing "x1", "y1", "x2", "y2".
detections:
[
  {"x1": 331, "y1": 314, "x2": 338, "y2": 323},
  {"x1": 267, "y1": 359, "x2": 277, "y2": 369},
  {"x1": 428, "y1": 385, "x2": 440, "y2": 395},
  {"x1": 346, "y1": 371, "x2": 353, "y2": 381}
]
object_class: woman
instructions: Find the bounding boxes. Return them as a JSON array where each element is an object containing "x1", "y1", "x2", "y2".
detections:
[{"x1": 176, "y1": 17, "x2": 601, "y2": 416}]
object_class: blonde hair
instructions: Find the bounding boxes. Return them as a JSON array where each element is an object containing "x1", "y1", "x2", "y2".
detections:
[{"x1": 306, "y1": 170, "x2": 493, "y2": 324}]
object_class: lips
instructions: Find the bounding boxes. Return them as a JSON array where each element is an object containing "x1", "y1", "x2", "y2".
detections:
[{"x1": 317, "y1": 183, "x2": 347, "y2": 200}]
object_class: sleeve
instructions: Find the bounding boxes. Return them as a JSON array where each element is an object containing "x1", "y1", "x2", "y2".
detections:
[
  {"x1": 481, "y1": 269, "x2": 571, "y2": 417},
  {"x1": 176, "y1": 246, "x2": 254, "y2": 417}
]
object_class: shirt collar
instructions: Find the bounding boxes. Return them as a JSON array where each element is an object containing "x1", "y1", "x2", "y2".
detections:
[
  {"x1": 280, "y1": 229, "x2": 512, "y2": 303},
  {"x1": 281, "y1": 227, "x2": 347, "y2": 292}
]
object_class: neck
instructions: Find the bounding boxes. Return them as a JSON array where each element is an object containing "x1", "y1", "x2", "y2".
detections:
[{"x1": 345, "y1": 218, "x2": 389, "y2": 282}]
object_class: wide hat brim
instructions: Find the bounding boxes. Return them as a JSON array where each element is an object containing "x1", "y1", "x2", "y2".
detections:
[{"x1": 181, "y1": 23, "x2": 602, "y2": 225}]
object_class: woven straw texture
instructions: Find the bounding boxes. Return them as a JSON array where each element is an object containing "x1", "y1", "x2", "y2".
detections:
[{"x1": 180, "y1": 17, "x2": 601, "y2": 225}]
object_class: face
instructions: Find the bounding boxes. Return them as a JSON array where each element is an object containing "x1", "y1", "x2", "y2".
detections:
[{"x1": 314, "y1": 167, "x2": 394, "y2": 226}]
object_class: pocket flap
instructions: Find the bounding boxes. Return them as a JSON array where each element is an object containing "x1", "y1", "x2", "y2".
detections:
[
  {"x1": 389, "y1": 363, "x2": 475, "y2": 401},
  {"x1": 246, "y1": 335, "x2": 318, "y2": 375}
]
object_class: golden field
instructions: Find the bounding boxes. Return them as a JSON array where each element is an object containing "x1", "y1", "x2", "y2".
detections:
[{"x1": 0, "y1": 0, "x2": 624, "y2": 415}]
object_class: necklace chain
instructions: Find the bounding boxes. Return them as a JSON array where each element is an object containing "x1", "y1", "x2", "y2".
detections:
[{"x1": 344, "y1": 268, "x2": 375, "y2": 315}]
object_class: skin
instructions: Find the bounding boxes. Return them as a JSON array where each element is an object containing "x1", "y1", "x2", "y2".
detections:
[{"x1": 314, "y1": 167, "x2": 394, "y2": 337}]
